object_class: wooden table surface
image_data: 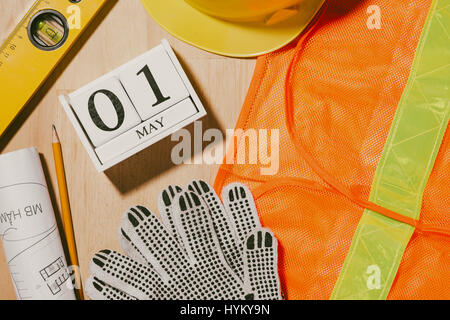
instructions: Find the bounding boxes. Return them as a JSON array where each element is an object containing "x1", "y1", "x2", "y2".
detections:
[{"x1": 0, "y1": 0, "x2": 255, "y2": 300}]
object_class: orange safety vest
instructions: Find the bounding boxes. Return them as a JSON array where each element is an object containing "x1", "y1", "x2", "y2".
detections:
[{"x1": 214, "y1": 0, "x2": 449, "y2": 299}]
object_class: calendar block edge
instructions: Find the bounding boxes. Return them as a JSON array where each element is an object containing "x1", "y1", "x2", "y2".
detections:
[{"x1": 59, "y1": 94, "x2": 104, "y2": 172}]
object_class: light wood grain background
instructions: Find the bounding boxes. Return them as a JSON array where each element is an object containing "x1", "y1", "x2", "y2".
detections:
[{"x1": 0, "y1": 0, "x2": 255, "y2": 300}]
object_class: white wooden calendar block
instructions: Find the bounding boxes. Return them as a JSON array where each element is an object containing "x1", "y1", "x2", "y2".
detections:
[
  {"x1": 95, "y1": 98, "x2": 198, "y2": 163},
  {"x1": 119, "y1": 45, "x2": 189, "y2": 121},
  {"x1": 69, "y1": 77, "x2": 141, "y2": 147},
  {"x1": 59, "y1": 39, "x2": 207, "y2": 172}
]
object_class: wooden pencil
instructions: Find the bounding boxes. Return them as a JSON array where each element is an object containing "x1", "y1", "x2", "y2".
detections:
[{"x1": 52, "y1": 125, "x2": 84, "y2": 300}]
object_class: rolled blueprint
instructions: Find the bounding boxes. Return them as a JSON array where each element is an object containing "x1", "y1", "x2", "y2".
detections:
[{"x1": 0, "y1": 147, "x2": 75, "y2": 300}]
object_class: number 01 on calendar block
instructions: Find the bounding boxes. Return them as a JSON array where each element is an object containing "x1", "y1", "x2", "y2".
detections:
[{"x1": 59, "y1": 39, "x2": 206, "y2": 172}]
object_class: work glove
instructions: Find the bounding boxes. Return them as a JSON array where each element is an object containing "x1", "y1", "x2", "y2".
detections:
[{"x1": 85, "y1": 181, "x2": 282, "y2": 300}]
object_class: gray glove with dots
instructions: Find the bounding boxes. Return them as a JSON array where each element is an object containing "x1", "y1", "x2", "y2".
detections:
[{"x1": 85, "y1": 181, "x2": 282, "y2": 300}]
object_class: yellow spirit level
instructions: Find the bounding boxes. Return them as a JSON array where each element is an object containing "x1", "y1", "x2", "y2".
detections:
[{"x1": 0, "y1": 0, "x2": 108, "y2": 138}]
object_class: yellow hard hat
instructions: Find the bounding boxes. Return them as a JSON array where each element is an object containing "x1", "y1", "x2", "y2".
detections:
[{"x1": 141, "y1": 0, "x2": 326, "y2": 57}]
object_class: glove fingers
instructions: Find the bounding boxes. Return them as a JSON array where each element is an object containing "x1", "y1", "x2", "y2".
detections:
[
  {"x1": 243, "y1": 228, "x2": 282, "y2": 300},
  {"x1": 85, "y1": 276, "x2": 136, "y2": 300},
  {"x1": 186, "y1": 180, "x2": 242, "y2": 274},
  {"x1": 222, "y1": 183, "x2": 261, "y2": 244},
  {"x1": 121, "y1": 206, "x2": 190, "y2": 281},
  {"x1": 157, "y1": 185, "x2": 184, "y2": 245},
  {"x1": 118, "y1": 228, "x2": 146, "y2": 264},
  {"x1": 172, "y1": 191, "x2": 221, "y2": 264},
  {"x1": 172, "y1": 190, "x2": 245, "y2": 298},
  {"x1": 89, "y1": 249, "x2": 179, "y2": 300}
]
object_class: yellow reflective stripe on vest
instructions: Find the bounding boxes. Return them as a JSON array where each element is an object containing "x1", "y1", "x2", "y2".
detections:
[{"x1": 331, "y1": 0, "x2": 450, "y2": 300}]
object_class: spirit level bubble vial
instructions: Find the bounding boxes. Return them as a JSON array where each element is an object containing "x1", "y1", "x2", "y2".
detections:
[{"x1": 0, "y1": 0, "x2": 109, "y2": 139}]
